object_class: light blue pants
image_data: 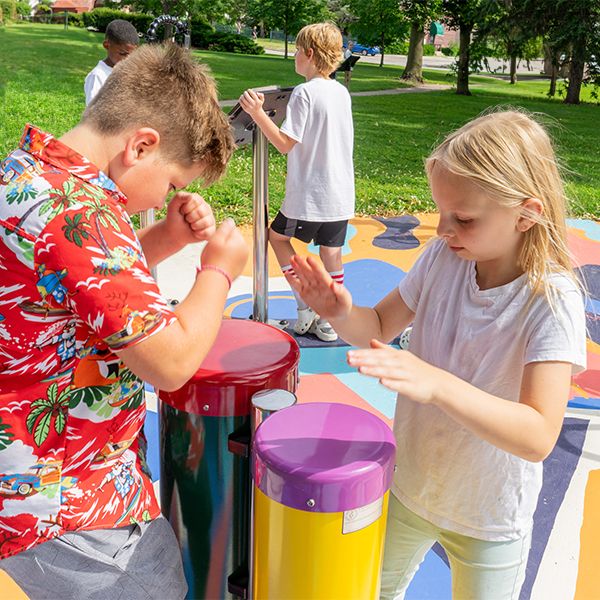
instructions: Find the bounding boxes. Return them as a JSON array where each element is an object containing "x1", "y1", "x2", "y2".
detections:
[{"x1": 380, "y1": 494, "x2": 531, "y2": 600}]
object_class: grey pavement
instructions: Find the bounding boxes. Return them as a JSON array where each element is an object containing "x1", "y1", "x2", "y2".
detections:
[{"x1": 264, "y1": 48, "x2": 546, "y2": 75}]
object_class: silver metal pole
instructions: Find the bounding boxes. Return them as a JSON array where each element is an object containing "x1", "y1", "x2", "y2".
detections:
[
  {"x1": 248, "y1": 389, "x2": 296, "y2": 598},
  {"x1": 140, "y1": 209, "x2": 158, "y2": 280},
  {"x1": 252, "y1": 128, "x2": 269, "y2": 323}
]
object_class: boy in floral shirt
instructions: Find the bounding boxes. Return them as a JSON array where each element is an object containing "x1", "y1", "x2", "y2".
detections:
[{"x1": 0, "y1": 43, "x2": 248, "y2": 598}]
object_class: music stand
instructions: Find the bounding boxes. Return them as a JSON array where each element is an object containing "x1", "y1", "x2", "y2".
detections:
[{"x1": 228, "y1": 87, "x2": 295, "y2": 323}]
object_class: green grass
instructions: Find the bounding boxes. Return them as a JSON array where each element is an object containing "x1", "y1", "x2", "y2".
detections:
[{"x1": 1, "y1": 22, "x2": 598, "y2": 223}]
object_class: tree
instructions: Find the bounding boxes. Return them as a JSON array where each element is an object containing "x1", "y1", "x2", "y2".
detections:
[
  {"x1": 327, "y1": 0, "x2": 356, "y2": 34},
  {"x1": 350, "y1": 0, "x2": 407, "y2": 67},
  {"x1": 247, "y1": 0, "x2": 329, "y2": 58},
  {"x1": 442, "y1": 0, "x2": 486, "y2": 95},
  {"x1": 399, "y1": 0, "x2": 442, "y2": 83}
]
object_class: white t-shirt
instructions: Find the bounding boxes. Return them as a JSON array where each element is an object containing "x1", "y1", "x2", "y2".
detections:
[
  {"x1": 280, "y1": 77, "x2": 355, "y2": 222},
  {"x1": 393, "y1": 239, "x2": 587, "y2": 541},
  {"x1": 84, "y1": 60, "x2": 113, "y2": 106}
]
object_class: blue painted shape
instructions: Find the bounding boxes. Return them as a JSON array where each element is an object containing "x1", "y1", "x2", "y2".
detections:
[
  {"x1": 585, "y1": 311, "x2": 600, "y2": 345},
  {"x1": 567, "y1": 218, "x2": 600, "y2": 242},
  {"x1": 346, "y1": 259, "x2": 406, "y2": 307},
  {"x1": 405, "y1": 547, "x2": 451, "y2": 600},
  {"x1": 144, "y1": 407, "x2": 160, "y2": 483},
  {"x1": 585, "y1": 297, "x2": 600, "y2": 315},
  {"x1": 335, "y1": 371, "x2": 397, "y2": 419},
  {"x1": 308, "y1": 223, "x2": 357, "y2": 257},
  {"x1": 299, "y1": 346, "x2": 355, "y2": 375},
  {"x1": 568, "y1": 396, "x2": 600, "y2": 410},
  {"x1": 519, "y1": 417, "x2": 589, "y2": 600},
  {"x1": 576, "y1": 265, "x2": 600, "y2": 301},
  {"x1": 373, "y1": 215, "x2": 421, "y2": 250}
]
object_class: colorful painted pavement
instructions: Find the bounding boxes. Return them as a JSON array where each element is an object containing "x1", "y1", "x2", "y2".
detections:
[{"x1": 148, "y1": 214, "x2": 600, "y2": 600}]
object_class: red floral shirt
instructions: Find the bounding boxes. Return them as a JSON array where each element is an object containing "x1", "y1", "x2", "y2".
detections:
[{"x1": 0, "y1": 125, "x2": 176, "y2": 558}]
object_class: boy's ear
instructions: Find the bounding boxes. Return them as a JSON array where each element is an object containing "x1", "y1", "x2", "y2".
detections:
[
  {"x1": 102, "y1": 39, "x2": 110, "y2": 50},
  {"x1": 517, "y1": 198, "x2": 543, "y2": 232},
  {"x1": 122, "y1": 128, "x2": 161, "y2": 167}
]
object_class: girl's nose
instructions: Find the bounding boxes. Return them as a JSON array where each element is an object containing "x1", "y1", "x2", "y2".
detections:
[{"x1": 436, "y1": 215, "x2": 452, "y2": 239}]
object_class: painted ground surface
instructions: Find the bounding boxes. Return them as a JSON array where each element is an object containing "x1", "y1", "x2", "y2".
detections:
[{"x1": 149, "y1": 214, "x2": 600, "y2": 600}]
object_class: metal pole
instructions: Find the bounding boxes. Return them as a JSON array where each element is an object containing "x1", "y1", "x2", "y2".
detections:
[
  {"x1": 140, "y1": 209, "x2": 158, "y2": 280},
  {"x1": 249, "y1": 389, "x2": 296, "y2": 598},
  {"x1": 252, "y1": 128, "x2": 269, "y2": 323}
]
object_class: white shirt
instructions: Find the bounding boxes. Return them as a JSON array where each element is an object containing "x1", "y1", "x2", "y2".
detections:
[
  {"x1": 393, "y1": 239, "x2": 587, "y2": 541},
  {"x1": 280, "y1": 78, "x2": 355, "y2": 222},
  {"x1": 84, "y1": 60, "x2": 113, "y2": 105}
]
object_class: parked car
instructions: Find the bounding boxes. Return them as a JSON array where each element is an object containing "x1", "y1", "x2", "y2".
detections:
[{"x1": 347, "y1": 42, "x2": 380, "y2": 56}]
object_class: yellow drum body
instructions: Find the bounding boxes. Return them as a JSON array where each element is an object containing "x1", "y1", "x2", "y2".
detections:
[
  {"x1": 253, "y1": 487, "x2": 390, "y2": 599},
  {"x1": 251, "y1": 403, "x2": 396, "y2": 600}
]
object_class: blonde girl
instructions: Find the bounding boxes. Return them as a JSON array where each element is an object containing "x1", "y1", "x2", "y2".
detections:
[{"x1": 286, "y1": 110, "x2": 587, "y2": 599}]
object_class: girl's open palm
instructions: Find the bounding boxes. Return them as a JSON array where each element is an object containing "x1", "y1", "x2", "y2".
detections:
[
  {"x1": 286, "y1": 255, "x2": 353, "y2": 320},
  {"x1": 347, "y1": 339, "x2": 444, "y2": 404}
]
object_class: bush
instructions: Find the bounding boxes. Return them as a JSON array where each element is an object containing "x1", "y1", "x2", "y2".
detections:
[
  {"x1": 0, "y1": 0, "x2": 16, "y2": 21},
  {"x1": 15, "y1": 1, "x2": 29, "y2": 16},
  {"x1": 423, "y1": 44, "x2": 436, "y2": 56},
  {"x1": 82, "y1": 8, "x2": 153, "y2": 36},
  {"x1": 441, "y1": 42, "x2": 458, "y2": 57},
  {"x1": 206, "y1": 31, "x2": 264, "y2": 55},
  {"x1": 190, "y1": 16, "x2": 213, "y2": 48},
  {"x1": 386, "y1": 40, "x2": 409, "y2": 55}
]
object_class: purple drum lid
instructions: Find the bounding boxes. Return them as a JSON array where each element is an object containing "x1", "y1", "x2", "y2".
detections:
[{"x1": 254, "y1": 402, "x2": 396, "y2": 513}]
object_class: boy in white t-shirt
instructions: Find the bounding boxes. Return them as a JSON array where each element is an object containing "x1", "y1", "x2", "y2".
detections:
[
  {"x1": 239, "y1": 22, "x2": 355, "y2": 342},
  {"x1": 84, "y1": 19, "x2": 139, "y2": 105}
]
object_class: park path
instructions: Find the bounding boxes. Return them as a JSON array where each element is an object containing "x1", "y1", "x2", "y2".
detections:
[{"x1": 219, "y1": 83, "x2": 451, "y2": 107}]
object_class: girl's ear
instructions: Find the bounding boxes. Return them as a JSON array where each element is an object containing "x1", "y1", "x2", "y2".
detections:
[
  {"x1": 517, "y1": 198, "x2": 543, "y2": 232},
  {"x1": 122, "y1": 128, "x2": 160, "y2": 167}
]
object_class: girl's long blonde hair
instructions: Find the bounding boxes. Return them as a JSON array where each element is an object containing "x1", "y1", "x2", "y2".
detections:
[{"x1": 425, "y1": 109, "x2": 577, "y2": 303}]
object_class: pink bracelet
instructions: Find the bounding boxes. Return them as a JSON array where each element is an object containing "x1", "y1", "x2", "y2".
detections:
[{"x1": 196, "y1": 264, "x2": 232, "y2": 290}]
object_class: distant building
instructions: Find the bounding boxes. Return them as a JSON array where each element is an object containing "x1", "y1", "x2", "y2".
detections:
[{"x1": 51, "y1": 0, "x2": 95, "y2": 12}]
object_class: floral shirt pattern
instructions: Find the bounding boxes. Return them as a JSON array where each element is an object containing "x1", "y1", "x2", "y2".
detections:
[{"x1": 0, "y1": 125, "x2": 176, "y2": 558}]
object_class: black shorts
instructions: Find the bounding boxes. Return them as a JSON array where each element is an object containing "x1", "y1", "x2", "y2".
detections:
[{"x1": 270, "y1": 211, "x2": 348, "y2": 247}]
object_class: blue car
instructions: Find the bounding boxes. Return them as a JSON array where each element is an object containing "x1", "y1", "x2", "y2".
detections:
[{"x1": 348, "y1": 42, "x2": 380, "y2": 56}]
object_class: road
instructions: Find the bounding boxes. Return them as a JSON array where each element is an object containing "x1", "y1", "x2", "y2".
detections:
[{"x1": 265, "y1": 49, "x2": 546, "y2": 75}]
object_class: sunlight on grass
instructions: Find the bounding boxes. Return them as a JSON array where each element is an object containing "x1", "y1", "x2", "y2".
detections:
[{"x1": 1, "y1": 22, "x2": 598, "y2": 222}]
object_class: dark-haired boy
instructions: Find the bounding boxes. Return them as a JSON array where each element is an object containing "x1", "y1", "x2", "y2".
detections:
[{"x1": 84, "y1": 19, "x2": 139, "y2": 105}]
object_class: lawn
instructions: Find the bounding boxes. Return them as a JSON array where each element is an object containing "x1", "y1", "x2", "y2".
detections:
[{"x1": 1, "y1": 22, "x2": 598, "y2": 222}]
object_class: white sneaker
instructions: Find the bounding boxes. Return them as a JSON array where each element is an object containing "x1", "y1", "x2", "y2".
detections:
[
  {"x1": 309, "y1": 319, "x2": 338, "y2": 342},
  {"x1": 294, "y1": 307, "x2": 317, "y2": 335}
]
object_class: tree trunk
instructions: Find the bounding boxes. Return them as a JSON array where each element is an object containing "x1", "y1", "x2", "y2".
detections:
[
  {"x1": 509, "y1": 54, "x2": 517, "y2": 84},
  {"x1": 379, "y1": 31, "x2": 385, "y2": 67},
  {"x1": 548, "y1": 62, "x2": 558, "y2": 97},
  {"x1": 565, "y1": 39, "x2": 586, "y2": 104},
  {"x1": 456, "y1": 24, "x2": 472, "y2": 96},
  {"x1": 401, "y1": 21, "x2": 425, "y2": 83}
]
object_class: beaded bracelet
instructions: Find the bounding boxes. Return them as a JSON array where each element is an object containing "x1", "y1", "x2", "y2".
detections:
[{"x1": 196, "y1": 264, "x2": 232, "y2": 290}]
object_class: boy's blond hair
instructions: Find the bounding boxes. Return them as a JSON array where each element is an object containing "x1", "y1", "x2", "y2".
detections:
[
  {"x1": 82, "y1": 43, "x2": 234, "y2": 186},
  {"x1": 425, "y1": 109, "x2": 576, "y2": 304},
  {"x1": 295, "y1": 22, "x2": 343, "y2": 76}
]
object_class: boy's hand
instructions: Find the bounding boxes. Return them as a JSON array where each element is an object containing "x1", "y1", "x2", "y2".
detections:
[
  {"x1": 239, "y1": 89, "x2": 265, "y2": 118},
  {"x1": 286, "y1": 255, "x2": 353, "y2": 321},
  {"x1": 166, "y1": 192, "x2": 216, "y2": 244},
  {"x1": 347, "y1": 339, "x2": 444, "y2": 404},
  {"x1": 201, "y1": 218, "x2": 249, "y2": 281}
]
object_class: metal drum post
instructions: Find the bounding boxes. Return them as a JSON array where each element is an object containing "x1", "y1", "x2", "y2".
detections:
[
  {"x1": 139, "y1": 209, "x2": 157, "y2": 279},
  {"x1": 252, "y1": 128, "x2": 269, "y2": 324}
]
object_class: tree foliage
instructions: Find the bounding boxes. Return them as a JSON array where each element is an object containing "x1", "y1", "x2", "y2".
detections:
[{"x1": 349, "y1": 0, "x2": 407, "y2": 66}]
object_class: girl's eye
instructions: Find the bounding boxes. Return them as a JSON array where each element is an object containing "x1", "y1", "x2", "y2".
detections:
[{"x1": 456, "y1": 217, "x2": 473, "y2": 225}]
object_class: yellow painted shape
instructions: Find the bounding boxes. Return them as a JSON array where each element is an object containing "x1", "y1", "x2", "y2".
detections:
[
  {"x1": 574, "y1": 469, "x2": 600, "y2": 600},
  {"x1": 253, "y1": 487, "x2": 389, "y2": 599},
  {"x1": 239, "y1": 214, "x2": 441, "y2": 278},
  {"x1": 0, "y1": 570, "x2": 29, "y2": 599}
]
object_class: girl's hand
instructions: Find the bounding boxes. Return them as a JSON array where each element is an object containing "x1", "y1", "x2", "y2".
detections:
[
  {"x1": 239, "y1": 89, "x2": 265, "y2": 118},
  {"x1": 347, "y1": 339, "x2": 445, "y2": 404},
  {"x1": 286, "y1": 255, "x2": 353, "y2": 321},
  {"x1": 201, "y1": 219, "x2": 249, "y2": 281},
  {"x1": 165, "y1": 192, "x2": 216, "y2": 244}
]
